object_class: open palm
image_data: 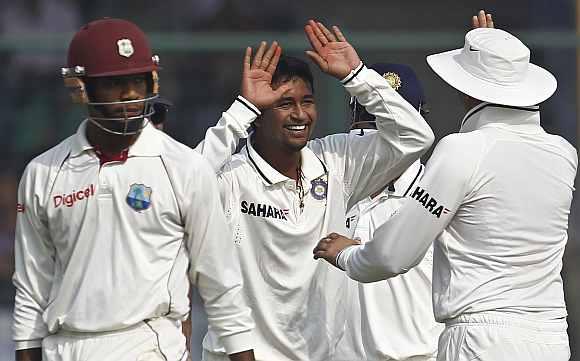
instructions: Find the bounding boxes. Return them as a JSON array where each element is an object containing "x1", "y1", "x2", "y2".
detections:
[
  {"x1": 304, "y1": 20, "x2": 361, "y2": 79},
  {"x1": 241, "y1": 41, "x2": 290, "y2": 110}
]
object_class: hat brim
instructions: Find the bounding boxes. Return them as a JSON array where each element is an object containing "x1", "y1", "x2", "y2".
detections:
[{"x1": 426, "y1": 49, "x2": 556, "y2": 107}]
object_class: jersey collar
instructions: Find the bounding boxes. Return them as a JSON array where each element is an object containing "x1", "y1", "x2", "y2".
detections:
[
  {"x1": 460, "y1": 102, "x2": 541, "y2": 133},
  {"x1": 246, "y1": 139, "x2": 327, "y2": 186}
]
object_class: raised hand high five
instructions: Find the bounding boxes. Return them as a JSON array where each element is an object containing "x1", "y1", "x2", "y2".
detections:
[
  {"x1": 304, "y1": 20, "x2": 361, "y2": 80},
  {"x1": 241, "y1": 41, "x2": 291, "y2": 110},
  {"x1": 472, "y1": 9, "x2": 494, "y2": 29}
]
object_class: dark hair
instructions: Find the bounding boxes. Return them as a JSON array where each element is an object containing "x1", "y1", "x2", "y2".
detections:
[{"x1": 272, "y1": 56, "x2": 315, "y2": 93}]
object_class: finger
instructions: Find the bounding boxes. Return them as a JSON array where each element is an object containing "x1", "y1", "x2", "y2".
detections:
[
  {"x1": 261, "y1": 41, "x2": 278, "y2": 70},
  {"x1": 243, "y1": 47, "x2": 252, "y2": 73},
  {"x1": 304, "y1": 24, "x2": 324, "y2": 53},
  {"x1": 333, "y1": 25, "x2": 347, "y2": 42},
  {"x1": 313, "y1": 250, "x2": 328, "y2": 260},
  {"x1": 266, "y1": 45, "x2": 282, "y2": 75},
  {"x1": 478, "y1": 10, "x2": 487, "y2": 28},
  {"x1": 317, "y1": 21, "x2": 337, "y2": 42},
  {"x1": 471, "y1": 15, "x2": 479, "y2": 29},
  {"x1": 252, "y1": 41, "x2": 267, "y2": 69},
  {"x1": 313, "y1": 243, "x2": 328, "y2": 254},
  {"x1": 328, "y1": 233, "x2": 340, "y2": 239},
  {"x1": 273, "y1": 81, "x2": 291, "y2": 98},
  {"x1": 305, "y1": 50, "x2": 327, "y2": 71},
  {"x1": 309, "y1": 19, "x2": 329, "y2": 46},
  {"x1": 486, "y1": 13, "x2": 494, "y2": 28}
]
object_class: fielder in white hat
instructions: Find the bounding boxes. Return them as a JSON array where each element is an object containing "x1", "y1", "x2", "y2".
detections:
[{"x1": 313, "y1": 11, "x2": 577, "y2": 361}]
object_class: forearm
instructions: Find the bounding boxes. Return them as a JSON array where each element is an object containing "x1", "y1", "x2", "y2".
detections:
[
  {"x1": 194, "y1": 96, "x2": 258, "y2": 172},
  {"x1": 228, "y1": 349, "x2": 255, "y2": 361},
  {"x1": 16, "y1": 348, "x2": 42, "y2": 361}
]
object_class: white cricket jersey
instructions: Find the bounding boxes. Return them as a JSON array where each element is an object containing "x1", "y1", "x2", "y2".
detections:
[
  {"x1": 339, "y1": 102, "x2": 578, "y2": 324},
  {"x1": 12, "y1": 121, "x2": 254, "y2": 354},
  {"x1": 338, "y1": 155, "x2": 443, "y2": 361},
  {"x1": 203, "y1": 64, "x2": 435, "y2": 361}
]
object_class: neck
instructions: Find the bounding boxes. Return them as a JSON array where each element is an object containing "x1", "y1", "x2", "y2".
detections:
[
  {"x1": 86, "y1": 121, "x2": 139, "y2": 155},
  {"x1": 252, "y1": 136, "x2": 301, "y2": 180}
]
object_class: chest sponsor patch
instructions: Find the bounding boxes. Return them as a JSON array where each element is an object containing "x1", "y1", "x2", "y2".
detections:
[
  {"x1": 410, "y1": 186, "x2": 450, "y2": 218},
  {"x1": 126, "y1": 183, "x2": 152, "y2": 211},
  {"x1": 53, "y1": 184, "x2": 95, "y2": 208},
  {"x1": 241, "y1": 200, "x2": 288, "y2": 221}
]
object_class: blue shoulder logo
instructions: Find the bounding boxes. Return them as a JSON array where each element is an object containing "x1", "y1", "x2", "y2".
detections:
[{"x1": 126, "y1": 183, "x2": 152, "y2": 211}]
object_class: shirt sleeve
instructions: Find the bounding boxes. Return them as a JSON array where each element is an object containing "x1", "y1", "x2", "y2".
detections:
[
  {"x1": 12, "y1": 164, "x2": 55, "y2": 350},
  {"x1": 338, "y1": 134, "x2": 478, "y2": 282},
  {"x1": 183, "y1": 155, "x2": 254, "y2": 354},
  {"x1": 194, "y1": 96, "x2": 259, "y2": 172},
  {"x1": 311, "y1": 64, "x2": 435, "y2": 211}
]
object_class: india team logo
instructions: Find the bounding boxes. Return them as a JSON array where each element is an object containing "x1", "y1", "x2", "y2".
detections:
[
  {"x1": 126, "y1": 183, "x2": 152, "y2": 211},
  {"x1": 310, "y1": 177, "x2": 328, "y2": 200},
  {"x1": 117, "y1": 38, "x2": 134, "y2": 58},
  {"x1": 382, "y1": 72, "x2": 402, "y2": 91}
]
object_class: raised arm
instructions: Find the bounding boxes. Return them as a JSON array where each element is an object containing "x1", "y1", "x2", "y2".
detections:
[
  {"x1": 305, "y1": 20, "x2": 434, "y2": 209},
  {"x1": 195, "y1": 41, "x2": 289, "y2": 172}
]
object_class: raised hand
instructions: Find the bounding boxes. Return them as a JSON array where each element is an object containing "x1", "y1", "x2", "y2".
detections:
[
  {"x1": 241, "y1": 41, "x2": 290, "y2": 110},
  {"x1": 304, "y1": 20, "x2": 361, "y2": 80},
  {"x1": 472, "y1": 9, "x2": 494, "y2": 29},
  {"x1": 313, "y1": 232, "x2": 361, "y2": 269}
]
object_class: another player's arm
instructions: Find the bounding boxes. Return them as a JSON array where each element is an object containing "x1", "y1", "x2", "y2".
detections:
[
  {"x1": 183, "y1": 155, "x2": 255, "y2": 359},
  {"x1": 13, "y1": 165, "x2": 55, "y2": 361},
  {"x1": 314, "y1": 135, "x2": 477, "y2": 281},
  {"x1": 194, "y1": 41, "x2": 288, "y2": 172},
  {"x1": 304, "y1": 20, "x2": 434, "y2": 209}
]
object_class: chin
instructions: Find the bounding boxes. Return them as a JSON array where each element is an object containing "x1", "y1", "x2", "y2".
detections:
[{"x1": 286, "y1": 140, "x2": 308, "y2": 152}]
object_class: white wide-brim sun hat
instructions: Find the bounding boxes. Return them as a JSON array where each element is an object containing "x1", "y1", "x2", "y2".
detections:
[{"x1": 426, "y1": 27, "x2": 557, "y2": 107}]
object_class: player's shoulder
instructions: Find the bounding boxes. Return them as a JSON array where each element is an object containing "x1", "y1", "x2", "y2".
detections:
[
  {"x1": 216, "y1": 147, "x2": 254, "y2": 179},
  {"x1": 24, "y1": 134, "x2": 76, "y2": 176},
  {"x1": 156, "y1": 130, "x2": 207, "y2": 168},
  {"x1": 433, "y1": 131, "x2": 485, "y2": 155},
  {"x1": 545, "y1": 133, "x2": 578, "y2": 166}
]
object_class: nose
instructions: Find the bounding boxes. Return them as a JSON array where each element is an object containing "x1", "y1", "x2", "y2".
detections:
[
  {"x1": 292, "y1": 104, "x2": 309, "y2": 121},
  {"x1": 120, "y1": 80, "x2": 142, "y2": 101}
]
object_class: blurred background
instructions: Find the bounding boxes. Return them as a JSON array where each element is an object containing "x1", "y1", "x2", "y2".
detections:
[{"x1": 0, "y1": 0, "x2": 578, "y2": 360}]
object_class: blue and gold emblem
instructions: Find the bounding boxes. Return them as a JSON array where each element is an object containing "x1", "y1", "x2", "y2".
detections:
[
  {"x1": 126, "y1": 183, "x2": 152, "y2": 211},
  {"x1": 310, "y1": 177, "x2": 328, "y2": 200}
]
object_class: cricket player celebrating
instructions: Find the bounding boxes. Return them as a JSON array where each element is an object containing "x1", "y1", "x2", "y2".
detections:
[
  {"x1": 201, "y1": 20, "x2": 434, "y2": 361},
  {"x1": 12, "y1": 19, "x2": 255, "y2": 361},
  {"x1": 314, "y1": 19, "x2": 578, "y2": 361},
  {"x1": 338, "y1": 62, "x2": 443, "y2": 361}
]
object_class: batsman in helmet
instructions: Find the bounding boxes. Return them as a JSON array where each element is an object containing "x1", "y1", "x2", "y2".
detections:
[{"x1": 12, "y1": 18, "x2": 255, "y2": 361}]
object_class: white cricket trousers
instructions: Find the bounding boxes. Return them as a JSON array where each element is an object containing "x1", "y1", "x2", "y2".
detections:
[
  {"x1": 437, "y1": 313, "x2": 570, "y2": 361},
  {"x1": 42, "y1": 317, "x2": 189, "y2": 361}
]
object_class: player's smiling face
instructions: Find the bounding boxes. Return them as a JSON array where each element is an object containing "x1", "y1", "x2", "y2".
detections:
[{"x1": 255, "y1": 77, "x2": 317, "y2": 152}]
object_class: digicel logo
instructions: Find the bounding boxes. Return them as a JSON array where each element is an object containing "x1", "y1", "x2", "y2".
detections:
[{"x1": 53, "y1": 184, "x2": 95, "y2": 208}]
